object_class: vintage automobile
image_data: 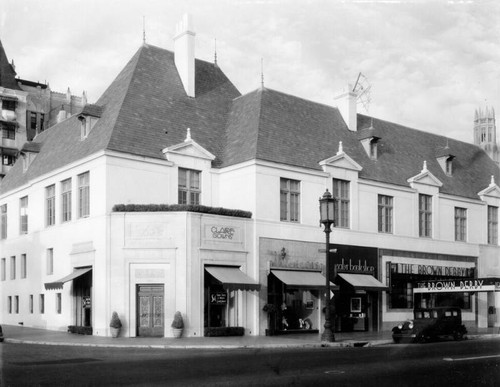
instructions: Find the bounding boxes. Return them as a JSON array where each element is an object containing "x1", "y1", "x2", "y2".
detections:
[{"x1": 392, "y1": 307, "x2": 467, "y2": 343}]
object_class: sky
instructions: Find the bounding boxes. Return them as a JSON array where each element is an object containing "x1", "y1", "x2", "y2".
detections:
[{"x1": 1, "y1": 0, "x2": 499, "y2": 145}]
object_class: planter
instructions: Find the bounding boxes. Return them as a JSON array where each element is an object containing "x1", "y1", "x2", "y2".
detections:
[
  {"x1": 110, "y1": 327, "x2": 121, "y2": 338},
  {"x1": 172, "y1": 328, "x2": 183, "y2": 338}
]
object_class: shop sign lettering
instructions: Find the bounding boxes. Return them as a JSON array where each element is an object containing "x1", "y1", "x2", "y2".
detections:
[
  {"x1": 211, "y1": 226, "x2": 235, "y2": 240},
  {"x1": 415, "y1": 279, "x2": 490, "y2": 293},
  {"x1": 82, "y1": 296, "x2": 91, "y2": 308},
  {"x1": 394, "y1": 263, "x2": 474, "y2": 278},
  {"x1": 335, "y1": 258, "x2": 375, "y2": 274},
  {"x1": 210, "y1": 292, "x2": 227, "y2": 305}
]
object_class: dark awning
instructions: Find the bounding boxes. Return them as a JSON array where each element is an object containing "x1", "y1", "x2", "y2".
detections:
[
  {"x1": 271, "y1": 269, "x2": 338, "y2": 290},
  {"x1": 338, "y1": 273, "x2": 388, "y2": 291},
  {"x1": 44, "y1": 267, "x2": 92, "y2": 290},
  {"x1": 205, "y1": 266, "x2": 260, "y2": 291}
]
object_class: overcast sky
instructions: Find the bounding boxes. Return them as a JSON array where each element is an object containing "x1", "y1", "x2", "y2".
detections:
[{"x1": 1, "y1": 0, "x2": 499, "y2": 144}]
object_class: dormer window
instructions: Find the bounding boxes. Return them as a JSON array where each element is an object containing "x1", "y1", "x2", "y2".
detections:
[
  {"x1": 369, "y1": 139, "x2": 378, "y2": 160},
  {"x1": 359, "y1": 136, "x2": 380, "y2": 160},
  {"x1": 19, "y1": 142, "x2": 41, "y2": 173},
  {"x1": 437, "y1": 154, "x2": 455, "y2": 177},
  {"x1": 445, "y1": 158, "x2": 452, "y2": 175},
  {"x1": 77, "y1": 104, "x2": 103, "y2": 140}
]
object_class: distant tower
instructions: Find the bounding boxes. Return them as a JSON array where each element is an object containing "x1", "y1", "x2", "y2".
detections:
[{"x1": 474, "y1": 107, "x2": 499, "y2": 165}]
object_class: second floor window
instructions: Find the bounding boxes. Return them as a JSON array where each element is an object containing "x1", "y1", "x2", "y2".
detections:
[
  {"x1": 20, "y1": 196, "x2": 28, "y2": 234},
  {"x1": 46, "y1": 248, "x2": 54, "y2": 275},
  {"x1": 378, "y1": 195, "x2": 393, "y2": 233},
  {"x1": 10, "y1": 256, "x2": 16, "y2": 280},
  {"x1": 1, "y1": 258, "x2": 5, "y2": 281},
  {"x1": 46, "y1": 185, "x2": 56, "y2": 226},
  {"x1": 332, "y1": 179, "x2": 350, "y2": 228},
  {"x1": 454, "y1": 207, "x2": 467, "y2": 242},
  {"x1": 61, "y1": 178, "x2": 72, "y2": 222},
  {"x1": 78, "y1": 172, "x2": 90, "y2": 218},
  {"x1": 280, "y1": 178, "x2": 300, "y2": 222},
  {"x1": 1, "y1": 204, "x2": 6, "y2": 239},
  {"x1": 178, "y1": 168, "x2": 200, "y2": 205},
  {"x1": 419, "y1": 194, "x2": 432, "y2": 238},
  {"x1": 21, "y1": 254, "x2": 27, "y2": 279},
  {"x1": 488, "y1": 206, "x2": 498, "y2": 245}
]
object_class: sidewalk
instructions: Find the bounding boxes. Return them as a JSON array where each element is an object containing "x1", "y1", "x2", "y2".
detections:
[{"x1": 2, "y1": 325, "x2": 499, "y2": 349}]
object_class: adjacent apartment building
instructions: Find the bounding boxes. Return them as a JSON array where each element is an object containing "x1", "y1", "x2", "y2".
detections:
[{"x1": 1, "y1": 15, "x2": 499, "y2": 338}]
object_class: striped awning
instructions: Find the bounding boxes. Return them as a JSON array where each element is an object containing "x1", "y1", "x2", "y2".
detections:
[
  {"x1": 44, "y1": 267, "x2": 92, "y2": 290},
  {"x1": 205, "y1": 266, "x2": 260, "y2": 291},
  {"x1": 271, "y1": 269, "x2": 338, "y2": 289}
]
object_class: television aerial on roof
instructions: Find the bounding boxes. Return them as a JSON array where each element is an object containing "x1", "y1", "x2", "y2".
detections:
[{"x1": 352, "y1": 72, "x2": 371, "y2": 113}]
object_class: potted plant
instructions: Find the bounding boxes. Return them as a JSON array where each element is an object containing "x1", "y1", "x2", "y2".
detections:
[
  {"x1": 171, "y1": 311, "x2": 184, "y2": 338},
  {"x1": 109, "y1": 311, "x2": 122, "y2": 338},
  {"x1": 263, "y1": 303, "x2": 277, "y2": 336}
]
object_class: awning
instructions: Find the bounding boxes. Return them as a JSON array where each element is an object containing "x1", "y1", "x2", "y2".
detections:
[
  {"x1": 271, "y1": 269, "x2": 338, "y2": 290},
  {"x1": 44, "y1": 267, "x2": 92, "y2": 290},
  {"x1": 205, "y1": 266, "x2": 260, "y2": 291},
  {"x1": 338, "y1": 273, "x2": 388, "y2": 291}
]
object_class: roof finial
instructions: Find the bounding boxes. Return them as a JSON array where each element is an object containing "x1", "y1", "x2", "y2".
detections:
[
  {"x1": 337, "y1": 141, "x2": 343, "y2": 155},
  {"x1": 490, "y1": 175, "x2": 495, "y2": 187},
  {"x1": 214, "y1": 38, "x2": 218, "y2": 66},
  {"x1": 422, "y1": 160, "x2": 428, "y2": 172},
  {"x1": 261, "y1": 58, "x2": 264, "y2": 89},
  {"x1": 185, "y1": 128, "x2": 192, "y2": 142},
  {"x1": 143, "y1": 16, "x2": 146, "y2": 44}
]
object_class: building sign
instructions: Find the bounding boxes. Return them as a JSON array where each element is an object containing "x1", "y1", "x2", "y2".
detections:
[
  {"x1": 82, "y1": 296, "x2": 91, "y2": 308},
  {"x1": 391, "y1": 263, "x2": 474, "y2": 278},
  {"x1": 210, "y1": 292, "x2": 227, "y2": 305},
  {"x1": 414, "y1": 278, "x2": 500, "y2": 293},
  {"x1": 331, "y1": 244, "x2": 378, "y2": 277},
  {"x1": 210, "y1": 226, "x2": 235, "y2": 240},
  {"x1": 335, "y1": 258, "x2": 375, "y2": 274}
]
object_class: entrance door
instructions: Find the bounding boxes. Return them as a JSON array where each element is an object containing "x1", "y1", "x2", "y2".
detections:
[{"x1": 137, "y1": 284, "x2": 164, "y2": 337}]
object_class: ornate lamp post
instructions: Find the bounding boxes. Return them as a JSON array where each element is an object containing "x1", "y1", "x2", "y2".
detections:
[{"x1": 319, "y1": 189, "x2": 336, "y2": 342}]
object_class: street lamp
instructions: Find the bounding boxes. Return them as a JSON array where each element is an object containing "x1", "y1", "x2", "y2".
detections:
[{"x1": 319, "y1": 189, "x2": 336, "y2": 342}]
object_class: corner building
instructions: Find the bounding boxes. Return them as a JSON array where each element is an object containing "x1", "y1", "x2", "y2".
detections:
[{"x1": 1, "y1": 16, "x2": 499, "y2": 337}]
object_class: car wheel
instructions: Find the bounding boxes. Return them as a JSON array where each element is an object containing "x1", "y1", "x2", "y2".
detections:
[
  {"x1": 393, "y1": 337, "x2": 401, "y2": 344},
  {"x1": 453, "y1": 330, "x2": 464, "y2": 341},
  {"x1": 416, "y1": 332, "x2": 428, "y2": 343}
]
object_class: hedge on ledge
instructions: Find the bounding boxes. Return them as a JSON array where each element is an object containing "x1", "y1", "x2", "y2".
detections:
[
  {"x1": 112, "y1": 204, "x2": 252, "y2": 219},
  {"x1": 204, "y1": 327, "x2": 245, "y2": 337}
]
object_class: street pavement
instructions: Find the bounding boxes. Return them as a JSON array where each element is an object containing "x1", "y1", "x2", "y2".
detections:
[{"x1": 2, "y1": 324, "x2": 499, "y2": 349}]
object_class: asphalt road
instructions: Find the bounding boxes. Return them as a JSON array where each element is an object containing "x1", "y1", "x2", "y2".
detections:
[{"x1": 1, "y1": 339, "x2": 499, "y2": 386}]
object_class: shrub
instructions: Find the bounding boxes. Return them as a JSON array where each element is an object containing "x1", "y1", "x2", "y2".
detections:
[
  {"x1": 112, "y1": 203, "x2": 252, "y2": 219},
  {"x1": 204, "y1": 327, "x2": 245, "y2": 337},
  {"x1": 109, "y1": 311, "x2": 122, "y2": 329},
  {"x1": 171, "y1": 311, "x2": 184, "y2": 329},
  {"x1": 67, "y1": 326, "x2": 93, "y2": 335}
]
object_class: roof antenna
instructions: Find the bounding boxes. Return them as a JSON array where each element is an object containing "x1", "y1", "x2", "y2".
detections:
[
  {"x1": 261, "y1": 58, "x2": 264, "y2": 89},
  {"x1": 143, "y1": 16, "x2": 146, "y2": 44},
  {"x1": 214, "y1": 38, "x2": 218, "y2": 66}
]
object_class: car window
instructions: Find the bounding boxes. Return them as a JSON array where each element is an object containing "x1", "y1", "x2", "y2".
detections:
[
  {"x1": 432, "y1": 311, "x2": 438, "y2": 318},
  {"x1": 445, "y1": 311, "x2": 452, "y2": 317},
  {"x1": 415, "y1": 312, "x2": 422, "y2": 319},
  {"x1": 452, "y1": 311, "x2": 458, "y2": 316},
  {"x1": 424, "y1": 311, "x2": 430, "y2": 318}
]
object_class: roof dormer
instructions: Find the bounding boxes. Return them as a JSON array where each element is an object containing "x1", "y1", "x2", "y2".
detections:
[
  {"x1": 19, "y1": 142, "x2": 41, "y2": 173},
  {"x1": 162, "y1": 128, "x2": 215, "y2": 169},
  {"x1": 358, "y1": 120, "x2": 381, "y2": 160},
  {"x1": 436, "y1": 145, "x2": 455, "y2": 176},
  {"x1": 77, "y1": 104, "x2": 102, "y2": 140}
]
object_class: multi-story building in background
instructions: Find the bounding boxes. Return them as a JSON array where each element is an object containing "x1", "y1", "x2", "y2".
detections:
[
  {"x1": 0, "y1": 15, "x2": 499, "y2": 338},
  {"x1": 474, "y1": 106, "x2": 499, "y2": 166}
]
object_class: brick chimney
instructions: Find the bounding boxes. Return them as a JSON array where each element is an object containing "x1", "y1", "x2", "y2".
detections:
[
  {"x1": 174, "y1": 14, "x2": 196, "y2": 98},
  {"x1": 335, "y1": 84, "x2": 357, "y2": 132}
]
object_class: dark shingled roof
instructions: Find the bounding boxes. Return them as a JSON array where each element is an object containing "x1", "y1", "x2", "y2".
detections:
[
  {"x1": 0, "y1": 40, "x2": 21, "y2": 90},
  {"x1": 79, "y1": 104, "x2": 104, "y2": 118},
  {"x1": 1, "y1": 43, "x2": 498, "y2": 201}
]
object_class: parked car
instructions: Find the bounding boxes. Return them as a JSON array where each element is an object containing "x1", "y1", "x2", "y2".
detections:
[
  {"x1": 0, "y1": 325, "x2": 3, "y2": 342},
  {"x1": 392, "y1": 307, "x2": 467, "y2": 343}
]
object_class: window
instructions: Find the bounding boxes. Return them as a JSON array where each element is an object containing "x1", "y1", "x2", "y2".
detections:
[
  {"x1": 2, "y1": 99, "x2": 16, "y2": 111},
  {"x1": 46, "y1": 185, "x2": 56, "y2": 226},
  {"x1": 21, "y1": 254, "x2": 26, "y2": 279},
  {"x1": 454, "y1": 207, "x2": 467, "y2": 242},
  {"x1": 2, "y1": 154, "x2": 15, "y2": 166},
  {"x1": 2, "y1": 127, "x2": 15, "y2": 139},
  {"x1": 445, "y1": 158, "x2": 453, "y2": 176},
  {"x1": 378, "y1": 195, "x2": 393, "y2": 233},
  {"x1": 20, "y1": 196, "x2": 28, "y2": 234},
  {"x1": 1, "y1": 258, "x2": 5, "y2": 281},
  {"x1": 39, "y1": 113, "x2": 45, "y2": 132},
  {"x1": 14, "y1": 295, "x2": 19, "y2": 313},
  {"x1": 419, "y1": 194, "x2": 432, "y2": 237},
  {"x1": 280, "y1": 178, "x2": 300, "y2": 222},
  {"x1": 78, "y1": 172, "x2": 90, "y2": 218},
  {"x1": 1, "y1": 204, "x2": 6, "y2": 239},
  {"x1": 40, "y1": 294, "x2": 45, "y2": 314},
  {"x1": 30, "y1": 111, "x2": 37, "y2": 130},
  {"x1": 488, "y1": 206, "x2": 498, "y2": 245},
  {"x1": 46, "y1": 248, "x2": 53, "y2": 275},
  {"x1": 8, "y1": 296, "x2": 12, "y2": 313},
  {"x1": 29, "y1": 295, "x2": 33, "y2": 314},
  {"x1": 10, "y1": 256, "x2": 15, "y2": 280},
  {"x1": 61, "y1": 178, "x2": 72, "y2": 222},
  {"x1": 178, "y1": 168, "x2": 200, "y2": 205},
  {"x1": 332, "y1": 179, "x2": 350, "y2": 228},
  {"x1": 56, "y1": 293, "x2": 62, "y2": 314}
]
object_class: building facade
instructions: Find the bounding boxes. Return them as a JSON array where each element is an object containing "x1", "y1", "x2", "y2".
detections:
[{"x1": 1, "y1": 15, "x2": 499, "y2": 338}]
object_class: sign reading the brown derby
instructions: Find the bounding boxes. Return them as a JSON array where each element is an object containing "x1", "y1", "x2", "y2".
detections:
[
  {"x1": 414, "y1": 278, "x2": 500, "y2": 293},
  {"x1": 210, "y1": 226, "x2": 235, "y2": 239},
  {"x1": 330, "y1": 244, "x2": 378, "y2": 277},
  {"x1": 210, "y1": 292, "x2": 227, "y2": 305},
  {"x1": 391, "y1": 263, "x2": 474, "y2": 278}
]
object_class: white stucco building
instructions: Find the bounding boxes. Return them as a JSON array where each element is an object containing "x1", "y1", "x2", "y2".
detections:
[{"x1": 1, "y1": 16, "x2": 499, "y2": 338}]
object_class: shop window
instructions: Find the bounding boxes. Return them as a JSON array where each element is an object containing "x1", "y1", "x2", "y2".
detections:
[
  {"x1": 1, "y1": 204, "x2": 7, "y2": 239},
  {"x1": 488, "y1": 206, "x2": 498, "y2": 245},
  {"x1": 178, "y1": 168, "x2": 200, "y2": 205},
  {"x1": 46, "y1": 184, "x2": 56, "y2": 227},
  {"x1": 61, "y1": 178, "x2": 72, "y2": 222},
  {"x1": 280, "y1": 178, "x2": 300, "y2": 222},
  {"x1": 21, "y1": 254, "x2": 26, "y2": 279},
  {"x1": 378, "y1": 195, "x2": 393, "y2": 233},
  {"x1": 419, "y1": 194, "x2": 432, "y2": 237},
  {"x1": 332, "y1": 179, "x2": 350, "y2": 228},
  {"x1": 78, "y1": 172, "x2": 90, "y2": 218},
  {"x1": 389, "y1": 276, "x2": 413, "y2": 309},
  {"x1": 454, "y1": 207, "x2": 467, "y2": 242},
  {"x1": 19, "y1": 196, "x2": 28, "y2": 234},
  {"x1": 414, "y1": 292, "x2": 471, "y2": 310}
]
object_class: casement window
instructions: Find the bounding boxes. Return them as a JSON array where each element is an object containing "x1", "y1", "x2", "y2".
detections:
[
  {"x1": 40, "y1": 294, "x2": 45, "y2": 314},
  {"x1": 332, "y1": 179, "x2": 350, "y2": 228},
  {"x1": 21, "y1": 254, "x2": 26, "y2": 279},
  {"x1": 46, "y1": 185, "x2": 56, "y2": 226},
  {"x1": 8, "y1": 296, "x2": 12, "y2": 313},
  {"x1": 280, "y1": 178, "x2": 300, "y2": 222},
  {"x1": 1, "y1": 258, "x2": 5, "y2": 281},
  {"x1": 29, "y1": 295, "x2": 34, "y2": 314},
  {"x1": 26, "y1": 111, "x2": 45, "y2": 132},
  {"x1": 10, "y1": 256, "x2": 15, "y2": 280},
  {"x1": 178, "y1": 168, "x2": 200, "y2": 205},
  {"x1": 61, "y1": 178, "x2": 72, "y2": 222},
  {"x1": 454, "y1": 207, "x2": 467, "y2": 242},
  {"x1": 78, "y1": 172, "x2": 90, "y2": 218},
  {"x1": 14, "y1": 295, "x2": 19, "y2": 314},
  {"x1": 2, "y1": 127, "x2": 15, "y2": 140},
  {"x1": 46, "y1": 248, "x2": 53, "y2": 275},
  {"x1": 56, "y1": 293, "x2": 62, "y2": 314},
  {"x1": 378, "y1": 195, "x2": 393, "y2": 233},
  {"x1": 488, "y1": 206, "x2": 498, "y2": 245},
  {"x1": 1, "y1": 204, "x2": 7, "y2": 239},
  {"x1": 2, "y1": 99, "x2": 16, "y2": 111},
  {"x1": 419, "y1": 194, "x2": 432, "y2": 237},
  {"x1": 20, "y1": 196, "x2": 28, "y2": 234}
]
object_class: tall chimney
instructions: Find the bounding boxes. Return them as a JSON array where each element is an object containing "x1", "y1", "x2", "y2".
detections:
[
  {"x1": 335, "y1": 84, "x2": 357, "y2": 132},
  {"x1": 174, "y1": 14, "x2": 196, "y2": 98}
]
